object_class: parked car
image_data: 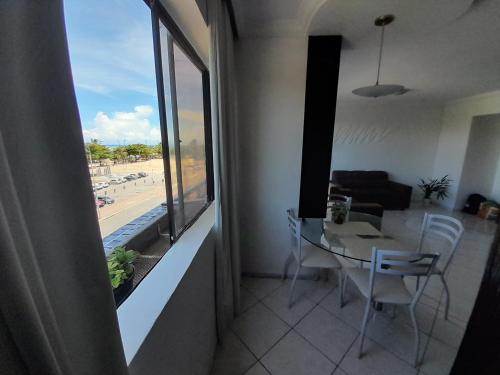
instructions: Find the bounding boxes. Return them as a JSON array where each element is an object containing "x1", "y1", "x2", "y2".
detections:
[
  {"x1": 96, "y1": 199, "x2": 105, "y2": 208},
  {"x1": 93, "y1": 183, "x2": 103, "y2": 190},
  {"x1": 125, "y1": 174, "x2": 138, "y2": 181},
  {"x1": 138, "y1": 172, "x2": 147, "y2": 178},
  {"x1": 98, "y1": 182, "x2": 109, "y2": 189},
  {"x1": 109, "y1": 178, "x2": 122, "y2": 185},
  {"x1": 97, "y1": 195, "x2": 114, "y2": 204}
]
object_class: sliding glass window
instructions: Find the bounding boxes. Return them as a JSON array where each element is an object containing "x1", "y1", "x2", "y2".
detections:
[
  {"x1": 64, "y1": 0, "x2": 213, "y2": 305},
  {"x1": 159, "y1": 23, "x2": 209, "y2": 236}
]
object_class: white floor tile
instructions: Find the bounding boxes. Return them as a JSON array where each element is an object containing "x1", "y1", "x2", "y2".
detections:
[
  {"x1": 240, "y1": 286, "x2": 259, "y2": 313},
  {"x1": 333, "y1": 367, "x2": 349, "y2": 375},
  {"x1": 292, "y1": 276, "x2": 339, "y2": 304},
  {"x1": 364, "y1": 313, "x2": 429, "y2": 366},
  {"x1": 320, "y1": 288, "x2": 366, "y2": 331},
  {"x1": 393, "y1": 302, "x2": 437, "y2": 335},
  {"x1": 430, "y1": 317, "x2": 465, "y2": 349},
  {"x1": 419, "y1": 338, "x2": 458, "y2": 375},
  {"x1": 244, "y1": 362, "x2": 270, "y2": 375},
  {"x1": 211, "y1": 331, "x2": 256, "y2": 375},
  {"x1": 242, "y1": 277, "x2": 284, "y2": 299},
  {"x1": 295, "y1": 306, "x2": 358, "y2": 364},
  {"x1": 261, "y1": 330, "x2": 336, "y2": 375},
  {"x1": 262, "y1": 284, "x2": 315, "y2": 326},
  {"x1": 232, "y1": 303, "x2": 290, "y2": 358},
  {"x1": 339, "y1": 337, "x2": 417, "y2": 375}
]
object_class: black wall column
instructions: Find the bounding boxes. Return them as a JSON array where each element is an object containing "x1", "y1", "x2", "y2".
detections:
[{"x1": 298, "y1": 35, "x2": 342, "y2": 218}]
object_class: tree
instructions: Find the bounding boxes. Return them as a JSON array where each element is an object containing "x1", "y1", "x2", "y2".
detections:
[
  {"x1": 125, "y1": 143, "x2": 151, "y2": 159},
  {"x1": 86, "y1": 139, "x2": 111, "y2": 161},
  {"x1": 150, "y1": 143, "x2": 162, "y2": 156},
  {"x1": 112, "y1": 146, "x2": 128, "y2": 162}
]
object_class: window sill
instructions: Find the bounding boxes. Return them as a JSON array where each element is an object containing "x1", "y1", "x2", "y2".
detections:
[
  {"x1": 116, "y1": 202, "x2": 215, "y2": 364},
  {"x1": 102, "y1": 204, "x2": 168, "y2": 256}
]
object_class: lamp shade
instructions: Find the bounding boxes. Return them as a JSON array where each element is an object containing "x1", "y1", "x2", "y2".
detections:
[{"x1": 352, "y1": 84, "x2": 405, "y2": 98}]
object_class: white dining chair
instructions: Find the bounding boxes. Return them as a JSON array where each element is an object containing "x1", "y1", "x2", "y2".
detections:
[
  {"x1": 282, "y1": 209, "x2": 343, "y2": 308},
  {"x1": 417, "y1": 213, "x2": 464, "y2": 320},
  {"x1": 326, "y1": 194, "x2": 352, "y2": 222},
  {"x1": 342, "y1": 248, "x2": 439, "y2": 367}
]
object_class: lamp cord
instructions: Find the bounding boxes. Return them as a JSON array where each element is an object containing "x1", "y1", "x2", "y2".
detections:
[{"x1": 375, "y1": 24, "x2": 385, "y2": 86}]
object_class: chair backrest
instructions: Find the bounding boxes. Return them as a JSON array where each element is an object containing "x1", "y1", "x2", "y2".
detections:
[
  {"x1": 326, "y1": 194, "x2": 352, "y2": 221},
  {"x1": 368, "y1": 248, "x2": 440, "y2": 306},
  {"x1": 417, "y1": 213, "x2": 464, "y2": 273},
  {"x1": 287, "y1": 209, "x2": 302, "y2": 261}
]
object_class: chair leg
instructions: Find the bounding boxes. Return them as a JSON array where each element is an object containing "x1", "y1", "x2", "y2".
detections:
[
  {"x1": 416, "y1": 276, "x2": 420, "y2": 292},
  {"x1": 440, "y1": 274, "x2": 450, "y2": 320},
  {"x1": 358, "y1": 298, "x2": 372, "y2": 358},
  {"x1": 282, "y1": 252, "x2": 293, "y2": 280},
  {"x1": 409, "y1": 305, "x2": 420, "y2": 367},
  {"x1": 341, "y1": 272, "x2": 349, "y2": 307},
  {"x1": 288, "y1": 263, "x2": 301, "y2": 308}
]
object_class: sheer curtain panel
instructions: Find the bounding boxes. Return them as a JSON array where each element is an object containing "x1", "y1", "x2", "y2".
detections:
[{"x1": 0, "y1": 1, "x2": 128, "y2": 374}]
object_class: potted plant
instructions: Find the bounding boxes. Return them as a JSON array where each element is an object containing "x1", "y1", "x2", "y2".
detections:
[
  {"x1": 330, "y1": 204, "x2": 348, "y2": 224},
  {"x1": 108, "y1": 246, "x2": 138, "y2": 304},
  {"x1": 418, "y1": 175, "x2": 452, "y2": 206}
]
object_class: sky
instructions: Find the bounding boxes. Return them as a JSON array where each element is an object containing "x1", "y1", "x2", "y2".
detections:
[{"x1": 64, "y1": 0, "x2": 206, "y2": 148}]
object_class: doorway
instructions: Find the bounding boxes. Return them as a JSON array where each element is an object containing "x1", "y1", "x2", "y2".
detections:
[{"x1": 456, "y1": 114, "x2": 500, "y2": 209}]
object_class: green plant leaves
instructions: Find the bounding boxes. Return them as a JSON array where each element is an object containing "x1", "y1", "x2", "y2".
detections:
[
  {"x1": 417, "y1": 175, "x2": 452, "y2": 200},
  {"x1": 107, "y1": 246, "x2": 139, "y2": 289}
]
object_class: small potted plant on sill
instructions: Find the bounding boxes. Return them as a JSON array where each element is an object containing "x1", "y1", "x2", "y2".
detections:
[
  {"x1": 108, "y1": 246, "x2": 139, "y2": 304},
  {"x1": 418, "y1": 175, "x2": 451, "y2": 206}
]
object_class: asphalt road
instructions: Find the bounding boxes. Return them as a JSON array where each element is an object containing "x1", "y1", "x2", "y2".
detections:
[{"x1": 93, "y1": 164, "x2": 205, "y2": 237}]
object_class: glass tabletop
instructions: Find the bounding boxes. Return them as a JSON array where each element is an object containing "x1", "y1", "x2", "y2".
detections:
[{"x1": 300, "y1": 213, "x2": 408, "y2": 263}]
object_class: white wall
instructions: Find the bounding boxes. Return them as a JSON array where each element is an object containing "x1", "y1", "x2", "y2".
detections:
[
  {"x1": 456, "y1": 115, "x2": 500, "y2": 207},
  {"x1": 432, "y1": 90, "x2": 500, "y2": 208},
  {"x1": 128, "y1": 230, "x2": 216, "y2": 375},
  {"x1": 235, "y1": 36, "x2": 445, "y2": 274},
  {"x1": 117, "y1": 205, "x2": 216, "y2": 371},
  {"x1": 331, "y1": 99, "x2": 443, "y2": 198},
  {"x1": 236, "y1": 37, "x2": 308, "y2": 274}
]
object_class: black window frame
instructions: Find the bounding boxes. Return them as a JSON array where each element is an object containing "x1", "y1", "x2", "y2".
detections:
[{"x1": 148, "y1": 0, "x2": 214, "y2": 243}]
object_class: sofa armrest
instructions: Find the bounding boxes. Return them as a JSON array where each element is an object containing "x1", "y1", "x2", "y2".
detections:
[{"x1": 387, "y1": 181, "x2": 412, "y2": 208}]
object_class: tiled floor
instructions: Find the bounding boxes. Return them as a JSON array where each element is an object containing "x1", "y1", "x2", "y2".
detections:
[{"x1": 210, "y1": 206, "x2": 496, "y2": 375}]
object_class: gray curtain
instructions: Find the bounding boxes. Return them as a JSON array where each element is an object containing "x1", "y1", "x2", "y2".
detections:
[
  {"x1": 208, "y1": 0, "x2": 242, "y2": 339},
  {"x1": 0, "y1": 1, "x2": 128, "y2": 374}
]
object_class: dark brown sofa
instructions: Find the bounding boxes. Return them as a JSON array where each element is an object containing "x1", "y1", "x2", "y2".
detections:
[{"x1": 330, "y1": 170, "x2": 412, "y2": 210}]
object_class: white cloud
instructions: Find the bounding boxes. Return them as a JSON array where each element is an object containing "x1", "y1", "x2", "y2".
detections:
[
  {"x1": 68, "y1": 23, "x2": 158, "y2": 96},
  {"x1": 83, "y1": 105, "x2": 161, "y2": 145}
]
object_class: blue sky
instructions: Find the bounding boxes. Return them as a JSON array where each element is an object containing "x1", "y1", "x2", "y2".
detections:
[
  {"x1": 64, "y1": 0, "x2": 205, "y2": 147},
  {"x1": 64, "y1": 0, "x2": 161, "y2": 145}
]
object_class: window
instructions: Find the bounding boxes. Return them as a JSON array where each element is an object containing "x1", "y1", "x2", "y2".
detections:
[
  {"x1": 64, "y1": 0, "x2": 213, "y2": 304},
  {"x1": 159, "y1": 24, "x2": 210, "y2": 236}
]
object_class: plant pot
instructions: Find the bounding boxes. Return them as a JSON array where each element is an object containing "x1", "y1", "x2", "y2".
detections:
[
  {"x1": 113, "y1": 270, "x2": 134, "y2": 305},
  {"x1": 334, "y1": 213, "x2": 346, "y2": 225},
  {"x1": 423, "y1": 198, "x2": 432, "y2": 207}
]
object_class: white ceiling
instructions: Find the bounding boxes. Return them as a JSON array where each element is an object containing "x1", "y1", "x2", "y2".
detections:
[{"x1": 232, "y1": 0, "x2": 500, "y2": 102}]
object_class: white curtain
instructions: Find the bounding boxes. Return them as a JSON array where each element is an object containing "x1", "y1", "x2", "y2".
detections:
[
  {"x1": 0, "y1": 1, "x2": 128, "y2": 374},
  {"x1": 208, "y1": 0, "x2": 242, "y2": 339}
]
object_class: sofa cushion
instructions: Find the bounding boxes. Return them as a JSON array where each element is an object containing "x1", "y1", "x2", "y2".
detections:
[{"x1": 332, "y1": 170, "x2": 389, "y2": 187}]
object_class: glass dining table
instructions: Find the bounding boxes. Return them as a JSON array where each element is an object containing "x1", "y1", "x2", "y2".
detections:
[{"x1": 300, "y1": 213, "x2": 410, "y2": 265}]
